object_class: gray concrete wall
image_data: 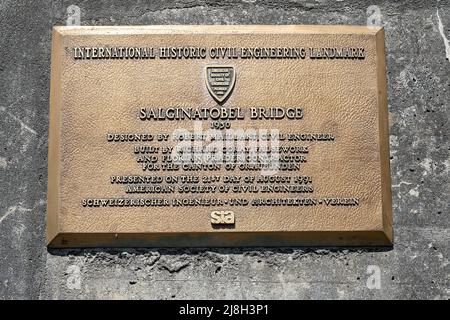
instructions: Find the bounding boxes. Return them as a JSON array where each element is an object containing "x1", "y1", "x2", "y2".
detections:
[{"x1": 0, "y1": 0, "x2": 448, "y2": 300}]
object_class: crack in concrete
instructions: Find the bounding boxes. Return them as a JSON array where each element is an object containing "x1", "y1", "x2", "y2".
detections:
[
  {"x1": 436, "y1": 9, "x2": 450, "y2": 61},
  {"x1": 0, "y1": 102, "x2": 37, "y2": 136},
  {"x1": 0, "y1": 206, "x2": 32, "y2": 225},
  {"x1": 0, "y1": 199, "x2": 46, "y2": 225},
  {"x1": 392, "y1": 181, "x2": 413, "y2": 188}
]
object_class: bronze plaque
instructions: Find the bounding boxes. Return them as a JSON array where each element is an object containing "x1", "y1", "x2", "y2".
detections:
[{"x1": 47, "y1": 25, "x2": 392, "y2": 247}]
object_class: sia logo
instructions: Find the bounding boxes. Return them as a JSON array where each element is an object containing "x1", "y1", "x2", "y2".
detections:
[{"x1": 205, "y1": 65, "x2": 236, "y2": 103}]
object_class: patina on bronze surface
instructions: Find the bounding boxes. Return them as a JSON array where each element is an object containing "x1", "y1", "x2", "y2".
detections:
[{"x1": 47, "y1": 25, "x2": 392, "y2": 247}]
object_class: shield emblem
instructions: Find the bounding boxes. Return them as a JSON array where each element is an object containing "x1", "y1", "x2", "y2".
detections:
[{"x1": 205, "y1": 65, "x2": 236, "y2": 103}]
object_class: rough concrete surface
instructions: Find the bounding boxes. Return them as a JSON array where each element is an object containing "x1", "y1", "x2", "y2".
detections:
[{"x1": 0, "y1": 0, "x2": 448, "y2": 300}]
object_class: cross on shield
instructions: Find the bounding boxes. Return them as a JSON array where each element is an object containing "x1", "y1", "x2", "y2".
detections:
[{"x1": 205, "y1": 65, "x2": 236, "y2": 103}]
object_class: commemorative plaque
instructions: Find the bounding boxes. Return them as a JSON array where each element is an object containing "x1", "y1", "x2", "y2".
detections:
[{"x1": 47, "y1": 25, "x2": 392, "y2": 247}]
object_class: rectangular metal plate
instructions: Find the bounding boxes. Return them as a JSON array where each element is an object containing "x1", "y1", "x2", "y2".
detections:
[{"x1": 47, "y1": 25, "x2": 392, "y2": 247}]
